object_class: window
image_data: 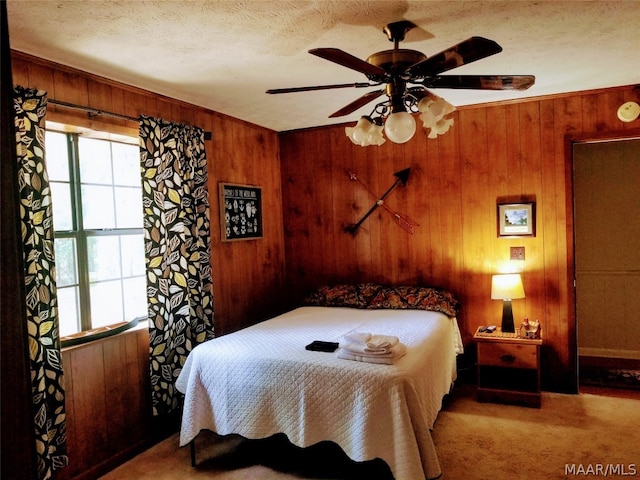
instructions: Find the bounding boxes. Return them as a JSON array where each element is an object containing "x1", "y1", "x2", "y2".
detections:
[{"x1": 46, "y1": 130, "x2": 147, "y2": 338}]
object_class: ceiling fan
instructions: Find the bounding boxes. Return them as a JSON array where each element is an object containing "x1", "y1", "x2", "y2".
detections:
[{"x1": 267, "y1": 20, "x2": 535, "y2": 145}]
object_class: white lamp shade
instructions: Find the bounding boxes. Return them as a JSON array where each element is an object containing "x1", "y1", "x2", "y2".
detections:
[
  {"x1": 491, "y1": 274, "x2": 525, "y2": 300},
  {"x1": 384, "y1": 111, "x2": 416, "y2": 144}
]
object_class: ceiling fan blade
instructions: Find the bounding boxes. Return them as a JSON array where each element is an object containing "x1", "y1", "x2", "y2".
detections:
[
  {"x1": 424, "y1": 75, "x2": 535, "y2": 91},
  {"x1": 329, "y1": 90, "x2": 385, "y2": 118},
  {"x1": 266, "y1": 82, "x2": 374, "y2": 94},
  {"x1": 406, "y1": 37, "x2": 503, "y2": 78},
  {"x1": 309, "y1": 48, "x2": 388, "y2": 80}
]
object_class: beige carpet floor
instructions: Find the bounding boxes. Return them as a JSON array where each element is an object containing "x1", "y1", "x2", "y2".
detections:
[
  {"x1": 433, "y1": 386, "x2": 639, "y2": 479},
  {"x1": 100, "y1": 385, "x2": 640, "y2": 480}
]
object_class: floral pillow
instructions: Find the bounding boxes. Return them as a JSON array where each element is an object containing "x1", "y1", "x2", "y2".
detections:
[{"x1": 303, "y1": 283, "x2": 459, "y2": 318}]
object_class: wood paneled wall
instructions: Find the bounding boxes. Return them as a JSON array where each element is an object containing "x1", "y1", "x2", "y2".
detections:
[
  {"x1": 279, "y1": 85, "x2": 640, "y2": 393},
  {"x1": 59, "y1": 329, "x2": 151, "y2": 480},
  {"x1": 11, "y1": 50, "x2": 286, "y2": 334}
]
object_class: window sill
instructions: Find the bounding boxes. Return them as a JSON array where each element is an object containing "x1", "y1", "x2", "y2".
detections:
[{"x1": 61, "y1": 316, "x2": 148, "y2": 350}]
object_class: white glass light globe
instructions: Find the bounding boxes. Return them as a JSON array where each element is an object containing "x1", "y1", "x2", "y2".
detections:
[{"x1": 384, "y1": 111, "x2": 416, "y2": 144}]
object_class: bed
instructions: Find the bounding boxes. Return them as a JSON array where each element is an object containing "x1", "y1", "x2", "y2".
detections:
[{"x1": 176, "y1": 283, "x2": 463, "y2": 480}]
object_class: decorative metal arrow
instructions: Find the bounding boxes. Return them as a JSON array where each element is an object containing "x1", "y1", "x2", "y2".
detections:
[
  {"x1": 345, "y1": 168, "x2": 418, "y2": 235},
  {"x1": 347, "y1": 170, "x2": 419, "y2": 234}
]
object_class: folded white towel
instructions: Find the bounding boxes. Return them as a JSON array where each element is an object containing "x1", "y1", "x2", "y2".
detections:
[
  {"x1": 342, "y1": 331, "x2": 371, "y2": 344},
  {"x1": 342, "y1": 343, "x2": 389, "y2": 355},
  {"x1": 340, "y1": 333, "x2": 401, "y2": 354},
  {"x1": 342, "y1": 341, "x2": 405, "y2": 356},
  {"x1": 366, "y1": 334, "x2": 399, "y2": 351},
  {"x1": 338, "y1": 343, "x2": 407, "y2": 365}
]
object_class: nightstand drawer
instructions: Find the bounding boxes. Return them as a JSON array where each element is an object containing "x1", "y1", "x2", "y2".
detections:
[{"x1": 478, "y1": 342, "x2": 538, "y2": 369}]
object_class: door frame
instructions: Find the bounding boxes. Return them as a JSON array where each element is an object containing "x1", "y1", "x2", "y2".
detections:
[{"x1": 567, "y1": 127, "x2": 640, "y2": 392}]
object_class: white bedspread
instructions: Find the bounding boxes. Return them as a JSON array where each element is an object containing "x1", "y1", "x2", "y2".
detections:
[{"x1": 176, "y1": 306, "x2": 462, "y2": 480}]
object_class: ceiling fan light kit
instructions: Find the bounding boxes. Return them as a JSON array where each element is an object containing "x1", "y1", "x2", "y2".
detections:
[{"x1": 267, "y1": 20, "x2": 535, "y2": 146}]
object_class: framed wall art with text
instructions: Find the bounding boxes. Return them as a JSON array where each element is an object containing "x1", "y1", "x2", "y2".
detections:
[{"x1": 219, "y1": 182, "x2": 263, "y2": 241}]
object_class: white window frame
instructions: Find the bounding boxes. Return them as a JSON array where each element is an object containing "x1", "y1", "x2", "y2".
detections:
[{"x1": 46, "y1": 124, "x2": 147, "y2": 344}]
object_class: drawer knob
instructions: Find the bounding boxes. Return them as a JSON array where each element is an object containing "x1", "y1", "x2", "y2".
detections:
[{"x1": 499, "y1": 354, "x2": 516, "y2": 364}]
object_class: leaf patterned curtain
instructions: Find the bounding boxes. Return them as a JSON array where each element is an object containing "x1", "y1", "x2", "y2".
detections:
[
  {"x1": 13, "y1": 86, "x2": 68, "y2": 479},
  {"x1": 139, "y1": 115, "x2": 215, "y2": 416}
]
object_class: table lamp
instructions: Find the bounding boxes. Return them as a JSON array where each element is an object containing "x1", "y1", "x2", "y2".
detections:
[{"x1": 491, "y1": 274, "x2": 525, "y2": 333}]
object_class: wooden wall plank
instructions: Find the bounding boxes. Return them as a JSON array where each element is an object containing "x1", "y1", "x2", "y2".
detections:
[
  {"x1": 110, "y1": 86, "x2": 126, "y2": 117},
  {"x1": 552, "y1": 95, "x2": 583, "y2": 388},
  {"x1": 26, "y1": 61, "x2": 55, "y2": 94},
  {"x1": 86, "y1": 79, "x2": 113, "y2": 112},
  {"x1": 581, "y1": 94, "x2": 599, "y2": 132},
  {"x1": 136, "y1": 328, "x2": 152, "y2": 421},
  {"x1": 308, "y1": 129, "x2": 331, "y2": 279},
  {"x1": 458, "y1": 107, "x2": 491, "y2": 326},
  {"x1": 407, "y1": 135, "x2": 431, "y2": 282},
  {"x1": 121, "y1": 90, "x2": 145, "y2": 120},
  {"x1": 69, "y1": 343, "x2": 109, "y2": 473},
  {"x1": 486, "y1": 104, "x2": 509, "y2": 307},
  {"x1": 518, "y1": 100, "x2": 544, "y2": 322},
  {"x1": 102, "y1": 336, "x2": 129, "y2": 458},
  {"x1": 504, "y1": 103, "x2": 523, "y2": 197},
  {"x1": 52, "y1": 69, "x2": 88, "y2": 105},
  {"x1": 596, "y1": 90, "x2": 626, "y2": 131},
  {"x1": 373, "y1": 145, "x2": 395, "y2": 283},
  {"x1": 538, "y1": 98, "x2": 559, "y2": 323},
  {"x1": 332, "y1": 130, "x2": 359, "y2": 283},
  {"x1": 423, "y1": 128, "x2": 442, "y2": 283},
  {"x1": 435, "y1": 118, "x2": 464, "y2": 295},
  {"x1": 10, "y1": 54, "x2": 29, "y2": 85},
  {"x1": 59, "y1": 351, "x2": 77, "y2": 479},
  {"x1": 124, "y1": 332, "x2": 146, "y2": 444},
  {"x1": 354, "y1": 139, "x2": 380, "y2": 281}
]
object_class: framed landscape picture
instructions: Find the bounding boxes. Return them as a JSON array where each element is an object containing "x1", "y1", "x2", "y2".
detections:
[
  {"x1": 497, "y1": 202, "x2": 536, "y2": 237},
  {"x1": 219, "y1": 182, "x2": 263, "y2": 241}
]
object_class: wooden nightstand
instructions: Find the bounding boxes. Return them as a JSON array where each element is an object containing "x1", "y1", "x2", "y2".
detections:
[{"x1": 474, "y1": 327, "x2": 542, "y2": 408}]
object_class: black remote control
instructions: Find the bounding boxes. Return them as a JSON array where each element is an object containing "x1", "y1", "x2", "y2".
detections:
[{"x1": 305, "y1": 340, "x2": 339, "y2": 352}]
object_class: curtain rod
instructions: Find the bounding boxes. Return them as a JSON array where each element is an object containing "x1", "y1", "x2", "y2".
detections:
[
  {"x1": 48, "y1": 98, "x2": 139, "y2": 122},
  {"x1": 47, "y1": 99, "x2": 212, "y2": 139}
]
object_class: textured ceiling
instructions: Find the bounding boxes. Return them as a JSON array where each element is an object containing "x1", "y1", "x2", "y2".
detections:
[{"x1": 7, "y1": 0, "x2": 640, "y2": 132}]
